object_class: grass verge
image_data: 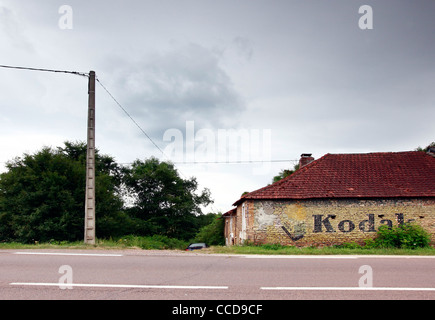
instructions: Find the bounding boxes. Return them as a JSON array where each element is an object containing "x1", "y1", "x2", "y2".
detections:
[
  {"x1": 1, "y1": 239, "x2": 435, "y2": 255},
  {"x1": 209, "y1": 244, "x2": 435, "y2": 256},
  {"x1": 0, "y1": 235, "x2": 189, "y2": 251}
]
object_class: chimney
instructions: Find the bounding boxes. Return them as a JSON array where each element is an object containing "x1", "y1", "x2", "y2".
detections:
[{"x1": 299, "y1": 153, "x2": 314, "y2": 168}]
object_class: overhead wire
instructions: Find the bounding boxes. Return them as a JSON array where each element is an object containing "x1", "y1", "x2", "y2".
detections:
[
  {"x1": 96, "y1": 77, "x2": 169, "y2": 159},
  {"x1": 172, "y1": 160, "x2": 298, "y2": 165},
  {"x1": 95, "y1": 78, "x2": 296, "y2": 166},
  {"x1": 0, "y1": 64, "x2": 296, "y2": 166},
  {"x1": 0, "y1": 64, "x2": 297, "y2": 213},
  {"x1": 0, "y1": 64, "x2": 167, "y2": 159},
  {"x1": 0, "y1": 64, "x2": 89, "y2": 77}
]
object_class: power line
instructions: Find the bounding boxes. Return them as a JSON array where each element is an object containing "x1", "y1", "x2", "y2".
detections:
[
  {"x1": 174, "y1": 159, "x2": 298, "y2": 165},
  {"x1": 96, "y1": 78, "x2": 168, "y2": 159},
  {"x1": 0, "y1": 64, "x2": 169, "y2": 163},
  {"x1": 118, "y1": 159, "x2": 298, "y2": 165},
  {"x1": 0, "y1": 64, "x2": 165, "y2": 158},
  {"x1": 1, "y1": 65, "x2": 292, "y2": 168},
  {"x1": 0, "y1": 64, "x2": 88, "y2": 77}
]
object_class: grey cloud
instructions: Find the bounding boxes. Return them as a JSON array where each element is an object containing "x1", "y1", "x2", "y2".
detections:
[
  {"x1": 0, "y1": 6, "x2": 35, "y2": 52},
  {"x1": 231, "y1": 37, "x2": 254, "y2": 61},
  {"x1": 106, "y1": 43, "x2": 245, "y2": 138}
]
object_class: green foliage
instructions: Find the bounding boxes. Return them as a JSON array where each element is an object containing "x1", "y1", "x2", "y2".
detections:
[
  {"x1": 272, "y1": 169, "x2": 294, "y2": 184},
  {"x1": 116, "y1": 235, "x2": 188, "y2": 250},
  {"x1": 0, "y1": 143, "x2": 216, "y2": 244},
  {"x1": 415, "y1": 141, "x2": 435, "y2": 153},
  {"x1": 0, "y1": 142, "x2": 129, "y2": 243},
  {"x1": 334, "y1": 241, "x2": 365, "y2": 249},
  {"x1": 193, "y1": 214, "x2": 225, "y2": 246},
  {"x1": 0, "y1": 146, "x2": 84, "y2": 242},
  {"x1": 259, "y1": 243, "x2": 286, "y2": 250},
  {"x1": 336, "y1": 223, "x2": 431, "y2": 250},
  {"x1": 122, "y1": 157, "x2": 213, "y2": 240},
  {"x1": 373, "y1": 223, "x2": 431, "y2": 249},
  {"x1": 272, "y1": 164, "x2": 299, "y2": 184}
]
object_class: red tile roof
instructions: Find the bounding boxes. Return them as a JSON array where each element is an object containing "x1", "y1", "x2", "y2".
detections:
[{"x1": 234, "y1": 151, "x2": 435, "y2": 205}]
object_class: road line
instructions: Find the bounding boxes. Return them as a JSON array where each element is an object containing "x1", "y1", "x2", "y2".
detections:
[
  {"x1": 10, "y1": 282, "x2": 228, "y2": 290},
  {"x1": 241, "y1": 255, "x2": 435, "y2": 259},
  {"x1": 241, "y1": 255, "x2": 358, "y2": 259},
  {"x1": 261, "y1": 286, "x2": 435, "y2": 291},
  {"x1": 14, "y1": 252, "x2": 123, "y2": 257}
]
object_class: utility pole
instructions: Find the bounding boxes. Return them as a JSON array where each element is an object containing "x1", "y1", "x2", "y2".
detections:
[{"x1": 85, "y1": 71, "x2": 96, "y2": 244}]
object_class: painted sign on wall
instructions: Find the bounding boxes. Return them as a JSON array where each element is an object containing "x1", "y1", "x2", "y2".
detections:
[{"x1": 252, "y1": 200, "x2": 434, "y2": 246}]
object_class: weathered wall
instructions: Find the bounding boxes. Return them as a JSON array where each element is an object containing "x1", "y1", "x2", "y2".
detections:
[
  {"x1": 230, "y1": 198, "x2": 435, "y2": 246},
  {"x1": 225, "y1": 201, "x2": 255, "y2": 246},
  {"x1": 224, "y1": 213, "x2": 236, "y2": 246}
]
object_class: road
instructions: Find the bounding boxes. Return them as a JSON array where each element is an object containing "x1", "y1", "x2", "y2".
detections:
[{"x1": 1, "y1": 249, "x2": 435, "y2": 301}]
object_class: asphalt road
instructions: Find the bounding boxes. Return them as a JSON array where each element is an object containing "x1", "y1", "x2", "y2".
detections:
[{"x1": 1, "y1": 249, "x2": 435, "y2": 301}]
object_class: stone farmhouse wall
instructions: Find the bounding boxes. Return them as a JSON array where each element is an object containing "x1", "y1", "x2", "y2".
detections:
[{"x1": 225, "y1": 198, "x2": 435, "y2": 247}]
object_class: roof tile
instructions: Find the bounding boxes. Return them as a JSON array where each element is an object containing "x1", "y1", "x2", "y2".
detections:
[{"x1": 234, "y1": 151, "x2": 435, "y2": 205}]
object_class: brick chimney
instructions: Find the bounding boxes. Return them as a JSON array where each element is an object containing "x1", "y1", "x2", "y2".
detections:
[{"x1": 299, "y1": 153, "x2": 314, "y2": 168}]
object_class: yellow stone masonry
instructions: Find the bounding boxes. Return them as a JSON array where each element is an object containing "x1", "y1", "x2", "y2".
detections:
[{"x1": 225, "y1": 198, "x2": 435, "y2": 246}]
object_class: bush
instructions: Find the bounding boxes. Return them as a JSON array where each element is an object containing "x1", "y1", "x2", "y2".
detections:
[
  {"x1": 334, "y1": 223, "x2": 431, "y2": 250},
  {"x1": 373, "y1": 223, "x2": 431, "y2": 249}
]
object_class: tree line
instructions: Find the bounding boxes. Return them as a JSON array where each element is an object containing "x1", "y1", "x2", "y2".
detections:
[{"x1": 0, "y1": 141, "x2": 223, "y2": 244}]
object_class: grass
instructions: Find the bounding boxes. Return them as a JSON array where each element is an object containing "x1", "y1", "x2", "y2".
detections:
[
  {"x1": 0, "y1": 235, "x2": 189, "y2": 251},
  {"x1": 209, "y1": 243, "x2": 435, "y2": 256},
  {"x1": 1, "y1": 239, "x2": 435, "y2": 255}
]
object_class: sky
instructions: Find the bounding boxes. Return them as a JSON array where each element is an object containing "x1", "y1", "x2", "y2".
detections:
[{"x1": 0, "y1": 0, "x2": 434, "y2": 213}]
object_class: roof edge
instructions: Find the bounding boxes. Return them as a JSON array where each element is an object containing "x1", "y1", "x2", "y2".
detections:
[
  {"x1": 233, "y1": 195, "x2": 435, "y2": 205},
  {"x1": 232, "y1": 153, "x2": 328, "y2": 206}
]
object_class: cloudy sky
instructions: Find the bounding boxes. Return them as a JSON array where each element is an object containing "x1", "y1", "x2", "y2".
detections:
[{"x1": 1, "y1": 0, "x2": 434, "y2": 212}]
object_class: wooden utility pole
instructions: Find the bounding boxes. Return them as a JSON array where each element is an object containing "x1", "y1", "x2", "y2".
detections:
[{"x1": 85, "y1": 71, "x2": 96, "y2": 244}]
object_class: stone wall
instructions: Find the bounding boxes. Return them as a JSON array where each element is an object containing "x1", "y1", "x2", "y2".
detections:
[{"x1": 229, "y1": 198, "x2": 435, "y2": 246}]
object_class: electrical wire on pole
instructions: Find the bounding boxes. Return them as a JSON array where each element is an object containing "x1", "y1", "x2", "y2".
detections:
[
  {"x1": 0, "y1": 64, "x2": 88, "y2": 77},
  {"x1": 96, "y1": 78, "x2": 168, "y2": 159}
]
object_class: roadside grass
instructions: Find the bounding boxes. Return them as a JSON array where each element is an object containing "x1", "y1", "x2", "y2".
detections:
[
  {"x1": 1, "y1": 239, "x2": 435, "y2": 255},
  {"x1": 209, "y1": 244, "x2": 435, "y2": 256},
  {"x1": 0, "y1": 235, "x2": 189, "y2": 251}
]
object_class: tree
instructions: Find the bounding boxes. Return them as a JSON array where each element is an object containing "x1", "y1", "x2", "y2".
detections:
[
  {"x1": 0, "y1": 142, "x2": 126, "y2": 243},
  {"x1": 0, "y1": 143, "x2": 216, "y2": 243},
  {"x1": 122, "y1": 157, "x2": 213, "y2": 240},
  {"x1": 193, "y1": 213, "x2": 225, "y2": 246},
  {"x1": 272, "y1": 164, "x2": 300, "y2": 184},
  {"x1": 415, "y1": 142, "x2": 435, "y2": 153}
]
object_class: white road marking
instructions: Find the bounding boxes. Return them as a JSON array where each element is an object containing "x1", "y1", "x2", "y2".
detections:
[
  {"x1": 241, "y1": 255, "x2": 358, "y2": 259},
  {"x1": 261, "y1": 286, "x2": 435, "y2": 291},
  {"x1": 10, "y1": 282, "x2": 228, "y2": 290},
  {"x1": 10, "y1": 282, "x2": 435, "y2": 292},
  {"x1": 241, "y1": 255, "x2": 435, "y2": 259},
  {"x1": 14, "y1": 252, "x2": 123, "y2": 257}
]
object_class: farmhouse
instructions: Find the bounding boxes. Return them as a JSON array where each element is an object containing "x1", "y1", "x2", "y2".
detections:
[{"x1": 224, "y1": 150, "x2": 435, "y2": 246}]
